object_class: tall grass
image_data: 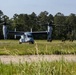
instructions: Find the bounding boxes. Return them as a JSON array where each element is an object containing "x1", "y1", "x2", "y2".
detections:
[
  {"x1": 0, "y1": 40, "x2": 76, "y2": 55},
  {"x1": 0, "y1": 60, "x2": 76, "y2": 75}
]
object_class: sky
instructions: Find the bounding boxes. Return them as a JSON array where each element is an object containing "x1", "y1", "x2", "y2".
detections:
[{"x1": 0, "y1": 0, "x2": 76, "y2": 18}]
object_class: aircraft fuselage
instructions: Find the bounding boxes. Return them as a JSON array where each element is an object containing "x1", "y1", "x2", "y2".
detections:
[{"x1": 19, "y1": 32, "x2": 34, "y2": 44}]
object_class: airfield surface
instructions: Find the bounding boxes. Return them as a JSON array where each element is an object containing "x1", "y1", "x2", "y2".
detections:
[{"x1": 0, "y1": 55, "x2": 76, "y2": 64}]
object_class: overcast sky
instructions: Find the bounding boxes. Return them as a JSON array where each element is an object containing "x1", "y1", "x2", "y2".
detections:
[{"x1": 0, "y1": 0, "x2": 76, "y2": 18}]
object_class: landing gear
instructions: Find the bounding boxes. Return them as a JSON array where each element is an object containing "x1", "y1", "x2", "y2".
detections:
[
  {"x1": 47, "y1": 38, "x2": 52, "y2": 42},
  {"x1": 19, "y1": 42, "x2": 22, "y2": 44},
  {"x1": 62, "y1": 37, "x2": 65, "y2": 42},
  {"x1": 29, "y1": 41, "x2": 34, "y2": 44}
]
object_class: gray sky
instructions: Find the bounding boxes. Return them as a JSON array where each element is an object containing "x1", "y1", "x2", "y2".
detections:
[{"x1": 0, "y1": 0, "x2": 76, "y2": 18}]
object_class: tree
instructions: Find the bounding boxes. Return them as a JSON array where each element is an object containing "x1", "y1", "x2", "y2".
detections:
[
  {"x1": 48, "y1": 14, "x2": 54, "y2": 22},
  {"x1": 38, "y1": 11, "x2": 49, "y2": 31},
  {"x1": 0, "y1": 10, "x2": 3, "y2": 19},
  {"x1": 66, "y1": 13, "x2": 76, "y2": 40},
  {"x1": 28, "y1": 12, "x2": 38, "y2": 31},
  {"x1": 12, "y1": 14, "x2": 29, "y2": 31},
  {"x1": 0, "y1": 10, "x2": 4, "y2": 39},
  {"x1": 54, "y1": 12, "x2": 65, "y2": 24},
  {"x1": 54, "y1": 12, "x2": 66, "y2": 40},
  {"x1": 38, "y1": 11, "x2": 48, "y2": 24}
]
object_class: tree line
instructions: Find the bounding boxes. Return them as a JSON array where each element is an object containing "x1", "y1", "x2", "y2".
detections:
[{"x1": 0, "y1": 10, "x2": 76, "y2": 40}]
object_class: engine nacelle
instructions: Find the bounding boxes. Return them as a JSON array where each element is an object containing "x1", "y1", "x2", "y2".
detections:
[
  {"x1": 47, "y1": 24, "x2": 53, "y2": 42},
  {"x1": 3, "y1": 25, "x2": 7, "y2": 39}
]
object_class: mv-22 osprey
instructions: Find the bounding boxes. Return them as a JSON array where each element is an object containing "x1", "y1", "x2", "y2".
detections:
[{"x1": 1, "y1": 22, "x2": 53, "y2": 44}]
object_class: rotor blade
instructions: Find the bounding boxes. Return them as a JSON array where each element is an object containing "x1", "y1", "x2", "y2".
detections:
[{"x1": 8, "y1": 31, "x2": 24, "y2": 36}]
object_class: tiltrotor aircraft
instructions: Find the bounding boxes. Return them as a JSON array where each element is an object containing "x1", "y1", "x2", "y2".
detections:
[{"x1": 1, "y1": 22, "x2": 53, "y2": 44}]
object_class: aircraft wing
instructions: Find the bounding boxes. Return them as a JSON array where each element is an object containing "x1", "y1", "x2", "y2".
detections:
[
  {"x1": 8, "y1": 31, "x2": 48, "y2": 37},
  {"x1": 30, "y1": 31, "x2": 48, "y2": 39},
  {"x1": 8, "y1": 31, "x2": 24, "y2": 36},
  {"x1": 31, "y1": 31, "x2": 48, "y2": 34}
]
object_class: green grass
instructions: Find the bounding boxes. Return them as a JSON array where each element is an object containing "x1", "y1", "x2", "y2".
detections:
[
  {"x1": 0, "y1": 60, "x2": 76, "y2": 75},
  {"x1": 0, "y1": 40, "x2": 76, "y2": 55}
]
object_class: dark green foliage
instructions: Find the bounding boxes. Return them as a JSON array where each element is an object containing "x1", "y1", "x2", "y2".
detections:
[{"x1": 0, "y1": 10, "x2": 76, "y2": 40}]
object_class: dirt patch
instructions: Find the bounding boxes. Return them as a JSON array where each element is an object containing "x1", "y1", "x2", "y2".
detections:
[{"x1": 0, "y1": 55, "x2": 76, "y2": 64}]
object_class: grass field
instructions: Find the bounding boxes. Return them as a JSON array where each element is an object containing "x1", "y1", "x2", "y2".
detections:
[
  {"x1": 0, "y1": 40, "x2": 76, "y2": 75},
  {"x1": 0, "y1": 60, "x2": 76, "y2": 75},
  {"x1": 0, "y1": 40, "x2": 76, "y2": 55}
]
